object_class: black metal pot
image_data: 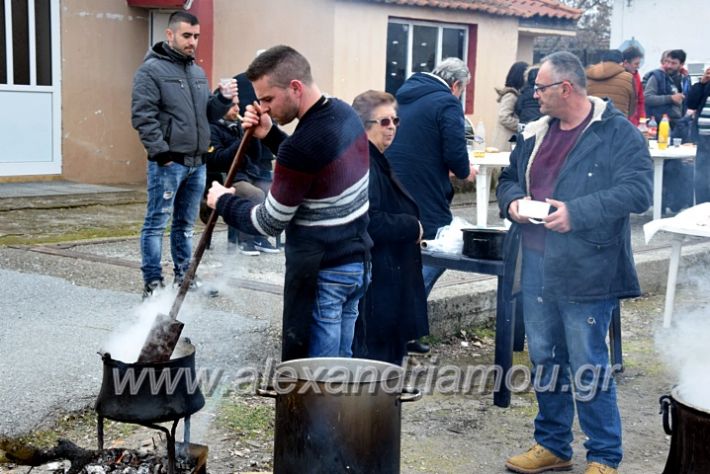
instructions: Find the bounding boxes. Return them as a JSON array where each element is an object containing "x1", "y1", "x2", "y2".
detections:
[
  {"x1": 258, "y1": 357, "x2": 421, "y2": 474},
  {"x1": 95, "y1": 338, "x2": 205, "y2": 424},
  {"x1": 659, "y1": 386, "x2": 710, "y2": 474},
  {"x1": 462, "y1": 228, "x2": 507, "y2": 260}
]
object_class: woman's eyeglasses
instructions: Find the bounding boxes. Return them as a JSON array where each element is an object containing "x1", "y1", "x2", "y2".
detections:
[{"x1": 366, "y1": 116, "x2": 400, "y2": 127}]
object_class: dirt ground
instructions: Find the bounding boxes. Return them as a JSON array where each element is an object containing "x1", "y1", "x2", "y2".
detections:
[{"x1": 0, "y1": 289, "x2": 681, "y2": 474}]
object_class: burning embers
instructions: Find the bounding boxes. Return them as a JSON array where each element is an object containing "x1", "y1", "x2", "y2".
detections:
[{"x1": 69, "y1": 443, "x2": 205, "y2": 474}]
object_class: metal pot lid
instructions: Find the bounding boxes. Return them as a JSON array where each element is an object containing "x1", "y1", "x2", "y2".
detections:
[{"x1": 274, "y1": 357, "x2": 404, "y2": 383}]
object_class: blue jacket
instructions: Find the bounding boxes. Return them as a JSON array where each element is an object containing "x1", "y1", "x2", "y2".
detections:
[
  {"x1": 497, "y1": 97, "x2": 653, "y2": 301},
  {"x1": 385, "y1": 72, "x2": 470, "y2": 239}
]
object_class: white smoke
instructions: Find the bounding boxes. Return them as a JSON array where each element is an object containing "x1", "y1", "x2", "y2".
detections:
[{"x1": 656, "y1": 306, "x2": 710, "y2": 409}]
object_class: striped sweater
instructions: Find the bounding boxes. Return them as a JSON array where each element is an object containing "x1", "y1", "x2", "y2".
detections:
[{"x1": 216, "y1": 96, "x2": 372, "y2": 267}]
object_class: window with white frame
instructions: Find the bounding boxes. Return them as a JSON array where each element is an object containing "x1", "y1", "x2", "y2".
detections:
[{"x1": 385, "y1": 19, "x2": 468, "y2": 95}]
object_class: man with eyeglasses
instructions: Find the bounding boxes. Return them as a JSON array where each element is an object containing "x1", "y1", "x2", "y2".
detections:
[
  {"x1": 385, "y1": 58, "x2": 477, "y2": 353},
  {"x1": 498, "y1": 51, "x2": 652, "y2": 474}
]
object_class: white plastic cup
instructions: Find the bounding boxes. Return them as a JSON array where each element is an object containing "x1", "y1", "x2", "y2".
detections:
[
  {"x1": 219, "y1": 78, "x2": 234, "y2": 99},
  {"x1": 673, "y1": 138, "x2": 682, "y2": 147}
]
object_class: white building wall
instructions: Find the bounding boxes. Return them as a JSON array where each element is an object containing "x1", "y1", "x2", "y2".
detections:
[{"x1": 610, "y1": 0, "x2": 710, "y2": 77}]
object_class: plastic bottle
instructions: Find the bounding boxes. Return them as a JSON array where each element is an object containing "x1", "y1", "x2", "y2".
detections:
[
  {"x1": 647, "y1": 116, "x2": 658, "y2": 141},
  {"x1": 473, "y1": 120, "x2": 486, "y2": 157},
  {"x1": 658, "y1": 114, "x2": 670, "y2": 150},
  {"x1": 637, "y1": 117, "x2": 648, "y2": 141}
]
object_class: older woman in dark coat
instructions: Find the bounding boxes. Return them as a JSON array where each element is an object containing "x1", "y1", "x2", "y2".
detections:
[{"x1": 351, "y1": 90, "x2": 429, "y2": 365}]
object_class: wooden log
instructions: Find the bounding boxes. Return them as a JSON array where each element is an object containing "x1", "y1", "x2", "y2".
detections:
[{"x1": 0, "y1": 437, "x2": 97, "y2": 474}]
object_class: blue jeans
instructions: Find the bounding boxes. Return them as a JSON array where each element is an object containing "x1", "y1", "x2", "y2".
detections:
[
  {"x1": 695, "y1": 134, "x2": 710, "y2": 204},
  {"x1": 140, "y1": 161, "x2": 206, "y2": 284},
  {"x1": 521, "y1": 249, "x2": 622, "y2": 468},
  {"x1": 422, "y1": 264, "x2": 445, "y2": 298},
  {"x1": 309, "y1": 262, "x2": 369, "y2": 357}
]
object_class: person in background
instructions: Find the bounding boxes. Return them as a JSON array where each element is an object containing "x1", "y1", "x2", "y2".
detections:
[
  {"x1": 207, "y1": 45, "x2": 371, "y2": 360},
  {"x1": 515, "y1": 66, "x2": 543, "y2": 126},
  {"x1": 687, "y1": 66, "x2": 710, "y2": 204},
  {"x1": 498, "y1": 51, "x2": 652, "y2": 474},
  {"x1": 622, "y1": 46, "x2": 645, "y2": 126},
  {"x1": 350, "y1": 90, "x2": 428, "y2": 365},
  {"x1": 492, "y1": 61, "x2": 528, "y2": 152},
  {"x1": 385, "y1": 57, "x2": 477, "y2": 354},
  {"x1": 644, "y1": 49, "x2": 693, "y2": 214},
  {"x1": 131, "y1": 11, "x2": 232, "y2": 299},
  {"x1": 203, "y1": 88, "x2": 276, "y2": 256},
  {"x1": 586, "y1": 49, "x2": 636, "y2": 118}
]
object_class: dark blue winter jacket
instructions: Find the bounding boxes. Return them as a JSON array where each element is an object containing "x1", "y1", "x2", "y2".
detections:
[
  {"x1": 385, "y1": 72, "x2": 471, "y2": 239},
  {"x1": 497, "y1": 97, "x2": 653, "y2": 301}
]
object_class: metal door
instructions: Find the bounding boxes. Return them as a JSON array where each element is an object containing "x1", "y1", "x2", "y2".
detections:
[{"x1": 0, "y1": 0, "x2": 61, "y2": 177}]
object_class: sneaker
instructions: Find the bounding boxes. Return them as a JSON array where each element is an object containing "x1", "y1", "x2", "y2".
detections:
[
  {"x1": 253, "y1": 237, "x2": 280, "y2": 254},
  {"x1": 142, "y1": 279, "x2": 165, "y2": 300},
  {"x1": 584, "y1": 462, "x2": 617, "y2": 474},
  {"x1": 173, "y1": 275, "x2": 219, "y2": 298},
  {"x1": 238, "y1": 241, "x2": 260, "y2": 256},
  {"x1": 505, "y1": 444, "x2": 572, "y2": 473},
  {"x1": 407, "y1": 340, "x2": 431, "y2": 354}
]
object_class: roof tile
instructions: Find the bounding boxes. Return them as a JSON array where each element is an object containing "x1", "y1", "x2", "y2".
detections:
[{"x1": 369, "y1": 0, "x2": 583, "y2": 20}]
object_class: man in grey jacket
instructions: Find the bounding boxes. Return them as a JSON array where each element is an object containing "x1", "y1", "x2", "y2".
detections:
[{"x1": 131, "y1": 11, "x2": 233, "y2": 299}]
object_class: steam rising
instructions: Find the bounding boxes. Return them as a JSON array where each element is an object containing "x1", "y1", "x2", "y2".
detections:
[
  {"x1": 657, "y1": 307, "x2": 710, "y2": 409},
  {"x1": 101, "y1": 289, "x2": 178, "y2": 363}
]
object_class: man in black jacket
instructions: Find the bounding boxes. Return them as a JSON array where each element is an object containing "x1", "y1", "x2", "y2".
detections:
[
  {"x1": 688, "y1": 66, "x2": 710, "y2": 203},
  {"x1": 131, "y1": 11, "x2": 233, "y2": 299},
  {"x1": 204, "y1": 98, "x2": 278, "y2": 255}
]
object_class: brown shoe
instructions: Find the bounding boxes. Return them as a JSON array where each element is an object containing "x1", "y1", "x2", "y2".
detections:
[
  {"x1": 505, "y1": 444, "x2": 573, "y2": 473},
  {"x1": 584, "y1": 462, "x2": 618, "y2": 474}
]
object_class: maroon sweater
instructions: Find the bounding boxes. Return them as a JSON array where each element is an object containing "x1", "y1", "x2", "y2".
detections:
[{"x1": 523, "y1": 110, "x2": 592, "y2": 252}]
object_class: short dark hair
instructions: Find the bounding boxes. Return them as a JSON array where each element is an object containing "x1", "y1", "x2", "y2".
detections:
[
  {"x1": 168, "y1": 11, "x2": 199, "y2": 29},
  {"x1": 245, "y1": 45, "x2": 313, "y2": 88},
  {"x1": 505, "y1": 61, "x2": 529, "y2": 90},
  {"x1": 601, "y1": 49, "x2": 623, "y2": 64},
  {"x1": 668, "y1": 49, "x2": 687, "y2": 64},
  {"x1": 351, "y1": 90, "x2": 396, "y2": 128},
  {"x1": 622, "y1": 46, "x2": 643, "y2": 62}
]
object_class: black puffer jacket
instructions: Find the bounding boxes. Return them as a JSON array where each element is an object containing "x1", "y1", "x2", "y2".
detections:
[{"x1": 131, "y1": 42, "x2": 230, "y2": 165}]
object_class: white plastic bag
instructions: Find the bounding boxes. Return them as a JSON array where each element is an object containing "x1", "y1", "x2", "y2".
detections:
[{"x1": 420, "y1": 217, "x2": 474, "y2": 254}]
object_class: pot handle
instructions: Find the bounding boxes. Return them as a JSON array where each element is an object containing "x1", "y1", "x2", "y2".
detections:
[
  {"x1": 400, "y1": 386, "x2": 422, "y2": 403},
  {"x1": 659, "y1": 395, "x2": 673, "y2": 435},
  {"x1": 256, "y1": 387, "x2": 278, "y2": 398}
]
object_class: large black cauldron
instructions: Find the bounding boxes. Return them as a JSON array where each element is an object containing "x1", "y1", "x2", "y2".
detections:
[
  {"x1": 659, "y1": 386, "x2": 710, "y2": 474},
  {"x1": 95, "y1": 338, "x2": 205, "y2": 424}
]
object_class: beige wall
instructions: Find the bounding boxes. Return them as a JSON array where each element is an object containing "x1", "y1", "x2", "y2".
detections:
[
  {"x1": 61, "y1": 0, "x2": 148, "y2": 184},
  {"x1": 517, "y1": 35, "x2": 535, "y2": 64},
  {"x1": 331, "y1": 1, "x2": 520, "y2": 137},
  {"x1": 214, "y1": 0, "x2": 521, "y2": 137},
  {"x1": 54, "y1": 0, "x2": 547, "y2": 184},
  {"x1": 212, "y1": 0, "x2": 336, "y2": 94}
]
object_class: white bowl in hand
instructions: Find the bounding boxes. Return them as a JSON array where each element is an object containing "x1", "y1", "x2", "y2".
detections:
[{"x1": 518, "y1": 199, "x2": 551, "y2": 219}]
